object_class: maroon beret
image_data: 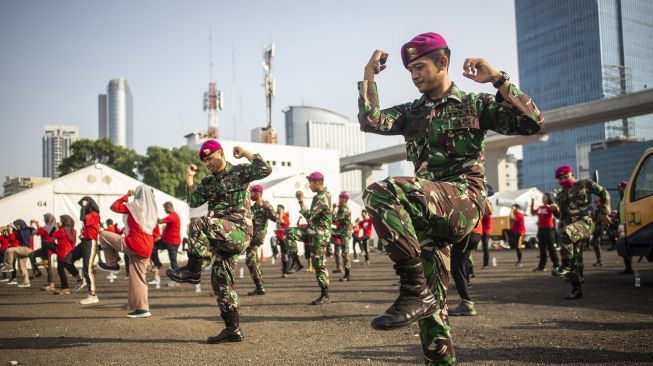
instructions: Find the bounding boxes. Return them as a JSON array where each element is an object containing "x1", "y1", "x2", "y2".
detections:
[
  {"x1": 307, "y1": 172, "x2": 324, "y2": 181},
  {"x1": 250, "y1": 185, "x2": 263, "y2": 193},
  {"x1": 555, "y1": 165, "x2": 573, "y2": 178},
  {"x1": 199, "y1": 139, "x2": 222, "y2": 160},
  {"x1": 339, "y1": 192, "x2": 349, "y2": 199},
  {"x1": 401, "y1": 32, "x2": 448, "y2": 68}
]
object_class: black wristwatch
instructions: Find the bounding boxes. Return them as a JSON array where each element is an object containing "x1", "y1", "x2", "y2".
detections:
[{"x1": 492, "y1": 71, "x2": 509, "y2": 89}]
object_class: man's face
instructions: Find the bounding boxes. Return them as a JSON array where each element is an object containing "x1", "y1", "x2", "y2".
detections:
[
  {"x1": 164, "y1": 204, "x2": 173, "y2": 214},
  {"x1": 407, "y1": 56, "x2": 447, "y2": 94},
  {"x1": 250, "y1": 191, "x2": 261, "y2": 201},
  {"x1": 308, "y1": 180, "x2": 321, "y2": 192},
  {"x1": 202, "y1": 150, "x2": 226, "y2": 174},
  {"x1": 362, "y1": 211, "x2": 367, "y2": 218},
  {"x1": 339, "y1": 198, "x2": 347, "y2": 206},
  {"x1": 557, "y1": 172, "x2": 574, "y2": 187}
]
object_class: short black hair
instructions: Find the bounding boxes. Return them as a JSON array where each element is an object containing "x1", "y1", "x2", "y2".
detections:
[
  {"x1": 106, "y1": 219, "x2": 114, "y2": 225},
  {"x1": 277, "y1": 204, "x2": 285, "y2": 209},
  {"x1": 164, "y1": 202, "x2": 173, "y2": 208},
  {"x1": 426, "y1": 48, "x2": 451, "y2": 70}
]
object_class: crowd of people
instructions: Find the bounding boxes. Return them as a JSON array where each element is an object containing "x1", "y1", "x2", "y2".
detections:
[{"x1": 0, "y1": 31, "x2": 639, "y2": 366}]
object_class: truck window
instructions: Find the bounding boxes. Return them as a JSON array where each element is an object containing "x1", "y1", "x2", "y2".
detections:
[{"x1": 633, "y1": 154, "x2": 653, "y2": 201}]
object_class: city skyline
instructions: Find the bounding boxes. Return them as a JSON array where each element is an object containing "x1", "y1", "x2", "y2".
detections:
[{"x1": 0, "y1": 0, "x2": 520, "y2": 180}]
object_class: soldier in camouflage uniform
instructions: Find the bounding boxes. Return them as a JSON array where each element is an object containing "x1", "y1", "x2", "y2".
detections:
[
  {"x1": 166, "y1": 140, "x2": 272, "y2": 344},
  {"x1": 551, "y1": 165, "x2": 610, "y2": 300},
  {"x1": 358, "y1": 32, "x2": 543, "y2": 366},
  {"x1": 246, "y1": 185, "x2": 277, "y2": 295},
  {"x1": 282, "y1": 225, "x2": 306, "y2": 274},
  {"x1": 296, "y1": 171, "x2": 332, "y2": 305},
  {"x1": 334, "y1": 192, "x2": 353, "y2": 281}
]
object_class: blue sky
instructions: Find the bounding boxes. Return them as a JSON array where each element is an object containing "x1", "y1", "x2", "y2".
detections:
[{"x1": 0, "y1": 0, "x2": 520, "y2": 179}]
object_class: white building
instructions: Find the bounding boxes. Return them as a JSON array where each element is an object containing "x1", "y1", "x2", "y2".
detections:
[
  {"x1": 42, "y1": 125, "x2": 79, "y2": 178},
  {"x1": 283, "y1": 106, "x2": 365, "y2": 194},
  {"x1": 99, "y1": 78, "x2": 133, "y2": 148}
]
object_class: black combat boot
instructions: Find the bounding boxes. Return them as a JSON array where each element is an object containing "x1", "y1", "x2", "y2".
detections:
[
  {"x1": 248, "y1": 283, "x2": 266, "y2": 296},
  {"x1": 166, "y1": 254, "x2": 202, "y2": 284},
  {"x1": 207, "y1": 311, "x2": 244, "y2": 344},
  {"x1": 565, "y1": 278, "x2": 583, "y2": 300},
  {"x1": 371, "y1": 257, "x2": 437, "y2": 330},
  {"x1": 339, "y1": 269, "x2": 351, "y2": 282},
  {"x1": 310, "y1": 288, "x2": 330, "y2": 305},
  {"x1": 287, "y1": 254, "x2": 304, "y2": 273}
]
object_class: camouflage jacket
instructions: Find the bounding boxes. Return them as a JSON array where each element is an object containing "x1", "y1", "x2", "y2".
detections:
[
  {"x1": 251, "y1": 201, "x2": 277, "y2": 233},
  {"x1": 299, "y1": 188, "x2": 332, "y2": 235},
  {"x1": 334, "y1": 203, "x2": 352, "y2": 238},
  {"x1": 553, "y1": 179, "x2": 610, "y2": 226},
  {"x1": 358, "y1": 81, "x2": 543, "y2": 204},
  {"x1": 187, "y1": 154, "x2": 272, "y2": 226}
]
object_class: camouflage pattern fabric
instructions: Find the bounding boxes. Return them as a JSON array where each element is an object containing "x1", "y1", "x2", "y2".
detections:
[
  {"x1": 358, "y1": 80, "x2": 543, "y2": 366},
  {"x1": 186, "y1": 153, "x2": 272, "y2": 313},
  {"x1": 334, "y1": 203, "x2": 352, "y2": 271},
  {"x1": 299, "y1": 188, "x2": 332, "y2": 290},
  {"x1": 246, "y1": 201, "x2": 278, "y2": 285},
  {"x1": 283, "y1": 226, "x2": 305, "y2": 254}
]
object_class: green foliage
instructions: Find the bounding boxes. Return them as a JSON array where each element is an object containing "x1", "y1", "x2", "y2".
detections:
[{"x1": 58, "y1": 139, "x2": 207, "y2": 199}]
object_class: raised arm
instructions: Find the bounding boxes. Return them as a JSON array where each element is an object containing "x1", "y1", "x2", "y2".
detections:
[
  {"x1": 233, "y1": 146, "x2": 272, "y2": 182},
  {"x1": 185, "y1": 164, "x2": 208, "y2": 208}
]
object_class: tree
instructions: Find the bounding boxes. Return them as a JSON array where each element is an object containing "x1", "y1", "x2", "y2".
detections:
[
  {"x1": 140, "y1": 146, "x2": 207, "y2": 198},
  {"x1": 59, "y1": 139, "x2": 141, "y2": 178}
]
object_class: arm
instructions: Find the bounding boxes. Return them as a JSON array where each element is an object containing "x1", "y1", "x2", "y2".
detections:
[
  {"x1": 586, "y1": 180, "x2": 611, "y2": 225},
  {"x1": 110, "y1": 195, "x2": 130, "y2": 214},
  {"x1": 358, "y1": 50, "x2": 408, "y2": 135},
  {"x1": 265, "y1": 203, "x2": 278, "y2": 223},
  {"x1": 233, "y1": 146, "x2": 272, "y2": 182},
  {"x1": 530, "y1": 199, "x2": 538, "y2": 215}
]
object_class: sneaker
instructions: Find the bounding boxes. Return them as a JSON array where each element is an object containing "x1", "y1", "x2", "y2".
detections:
[
  {"x1": 79, "y1": 295, "x2": 99, "y2": 305},
  {"x1": 17, "y1": 283, "x2": 31, "y2": 288},
  {"x1": 98, "y1": 261, "x2": 120, "y2": 272},
  {"x1": 127, "y1": 309, "x2": 151, "y2": 318},
  {"x1": 0, "y1": 278, "x2": 10, "y2": 282},
  {"x1": 148, "y1": 277, "x2": 160, "y2": 285},
  {"x1": 448, "y1": 299, "x2": 477, "y2": 316},
  {"x1": 281, "y1": 273, "x2": 288, "y2": 278},
  {"x1": 353, "y1": 259, "x2": 360, "y2": 263},
  {"x1": 167, "y1": 280, "x2": 180, "y2": 287},
  {"x1": 41, "y1": 283, "x2": 56, "y2": 291},
  {"x1": 1, "y1": 265, "x2": 13, "y2": 273},
  {"x1": 54, "y1": 288, "x2": 71, "y2": 295},
  {"x1": 7, "y1": 280, "x2": 18, "y2": 285},
  {"x1": 532, "y1": 267, "x2": 545, "y2": 272},
  {"x1": 592, "y1": 261, "x2": 602, "y2": 267},
  {"x1": 515, "y1": 261, "x2": 523, "y2": 268},
  {"x1": 38, "y1": 259, "x2": 49, "y2": 267},
  {"x1": 72, "y1": 280, "x2": 86, "y2": 292}
]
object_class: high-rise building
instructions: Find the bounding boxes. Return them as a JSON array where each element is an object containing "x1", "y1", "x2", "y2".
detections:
[
  {"x1": 99, "y1": 78, "x2": 133, "y2": 148},
  {"x1": 42, "y1": 125, "x2": 79, "y2": 178},
  {"x1": 516, "y1": 0, "x2": 653, "y2": 193},
  {"x1": 283, "y1": 106, "x2": 365, "y2": 193}
]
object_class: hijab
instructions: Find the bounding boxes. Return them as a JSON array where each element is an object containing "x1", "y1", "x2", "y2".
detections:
[
  {"x1": 59, "y1": 215, "x2": 75, "y2": 243},
  {"x1": 13, "y1": 219, "x2": 32, "y2": 246},
  {"x1": 43, "y1": 213, "x2": 56, "y2": 234},
  {"x1": 124, "y1": 185, "x2": 159, "y2": 235},
  {"x1": 78, "y1": 196, "x2": 100, "y2": 221}
]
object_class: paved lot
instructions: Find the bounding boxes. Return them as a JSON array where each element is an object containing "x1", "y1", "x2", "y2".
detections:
[{"x1": 1, "y1": 247, "x2": 652, "y2": 365}]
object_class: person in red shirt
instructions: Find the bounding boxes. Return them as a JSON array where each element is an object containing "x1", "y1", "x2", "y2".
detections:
[
  {"x1": 356, "y1": 210, "x2": 373, "y2": 265},
  {"x1": 30, "y1": 214, "x2": 58, "y2": 290},
  {"x1": 0, "y1": 228, "x2": 11, "y2": 282},
  {"x1": 0, "y1": 220, "x2": 35, "y2": 287},
  {"x1": 274, "y1": 204, "x2": 293, "y2": 277},
  {"x1": 150, "y1": 202, "x2": 181, "y2": 285},
  {"x1": 69, "y1": 196, "x2": 100, "y2": 304},
  {"x1": 531, "y1": 193, "x2": 560, "y2": 273},
  {"x1": 51, "y1": 215, "x2": 83, "y2": 294},
  {"x1": 480, "y1": 201, "x2": 493, "y2": 269},
  {"x1": 510, "y1": 204, "x2": 526, "y2": 267},
  {"x1": 98, "y1": 186, "x2": 159, "y2": 318}
]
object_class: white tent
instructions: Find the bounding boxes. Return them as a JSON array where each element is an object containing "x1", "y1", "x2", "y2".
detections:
[{"x1": 0, "y1": 164, "x2": 190, "y2": 251}]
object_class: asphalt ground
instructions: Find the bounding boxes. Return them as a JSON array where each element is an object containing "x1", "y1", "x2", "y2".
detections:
[{"x1": 1, "y1": 247, "x2": 652, "y2": 366}]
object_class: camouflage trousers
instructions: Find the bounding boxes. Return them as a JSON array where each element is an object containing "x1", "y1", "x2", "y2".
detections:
[
  {"x1": 559, "y1": 218, "x2": 594, "y2": 287},
  {"x1": 310, "y1": 233, "x2": 330, "y2": 290},
  {"x1": 246, "y1": 230, "x2": 266, "y2": 286},
  {"x1": 364, "y1": 176, "x2": 483, "y2": 366},
  {"x1": 188, "y1": 216, "x2": 251, "y2": 314},
  {"x1": 334, "y1": 234, "x2": 351, "y2": 271}
]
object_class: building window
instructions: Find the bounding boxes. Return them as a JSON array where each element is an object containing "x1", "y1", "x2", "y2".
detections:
[{"x1": 287, "y1": 162, "x2": 292, "y2": 167}]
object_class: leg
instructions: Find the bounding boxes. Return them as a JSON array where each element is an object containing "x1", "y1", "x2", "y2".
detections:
[
  {"x1": 127, "y1": 254, "x2": 150, "y2": 311},
  {"x1": 166, "y1": 216, "x2": 218, "y2": 284},
  {"x1": 150, "y1": 239, "x2": 165, "y2": 269},
  {"x1": 80, "y1": 239, "x2": 98, "y2": 296},
  {"x1": 246, "y1": 234, "x2": 265, "y2": 295},
  {"x1": 362, "y1": 236, "x2": 370, "y2": 263},
  {"x1": 481, "y1": 234, "x2": 490, "y2": 268},
  {"x1": 98, "y1": 231, "x2": 125, "y2": 267},
  {"x1": 333, "y1": 244, "x2": 342, "y2": 272},
  {"x1": 166, "y1": 244, "x2": 179, "y2": 270},
  {"x1": 57, "y1": 258, "x2": 69, "y2": 289},
  {"x1": 590, "y1": 230, "x2": 602, "y2": 266},
  {"x1": 16, "y1": 247, "x2": 33, "y2": 285},
  {"x1": 341, "y1": 235, "x2": 351, "y2": 280},
  {"x1": 536, "y1": 229, "x2": 547, "y2": 270},
  {"x1": 310, "y1": 235, "x2": 330, "y2": 305}
]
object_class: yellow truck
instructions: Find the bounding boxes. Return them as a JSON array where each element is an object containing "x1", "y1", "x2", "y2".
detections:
[{"x1": 617, "y1": 147, "x2": 653, "y2": 261}]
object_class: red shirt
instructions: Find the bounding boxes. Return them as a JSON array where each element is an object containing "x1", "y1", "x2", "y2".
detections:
[
  {"x1": 105, "y1": 224, "x2": 124, "y2": 235},
  {"x1": 0, "y1": 235, "x2": 8, "y2": 250},
  {"x1": 36, "y1": 227, "x2": 55, "y2": 255},
  {"x1": 481, "y1": 214, "x2": 492, "y2": 235},
  {"x1": 160, "y1": 212, "x2": 181, "y2": 245},
  {"x1": 82, "y1": 212, "x2": 100, "y2": 240},
  {"x1": 275, "y1": 213, "x2": 290, "y2": 240},
  {"x1": 110, "y1": 195, "x2": 156, "y2": 258},
  {"x1": 511, "y1": 212, "x2": 526, "y2": 235},
  {"x1": 359, "y1": 218, "x2": 373, "y2": 237},
  {"x1": 51, "y1": 227, "x2": 76, "y2": 259},
  {"x1": 7, "y1": 232, "x2": 19, "y2": 248},
  {"x1": 472, "y1": 218, "x2": 483, "y2": 235},
  {"x1": 531, "y1": 204, "x2": 554, "y2": 229}
]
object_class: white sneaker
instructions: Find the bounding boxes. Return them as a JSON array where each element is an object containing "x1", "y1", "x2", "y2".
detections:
[
  {"x1": 73, "y1": 280, "x2": 87, "y2": 292},
  {"x1": 79, "y1": 295, "x2": 99, "y2": 305},
  {"x1": 17, "y1": 283, "x2": 31, "y2": 288},
  {"x1": 353, "y1": 259, "x2": 360, "y2": 263},
  {"x1": 148, "y1": 276, "x2": 160, "y2": 285},
  {"x1": 0, "y1": 278, "x2": 10, "y2": 282},
  {"x1": 7, "y1": 280, "x2": 18, "y2": 285}
]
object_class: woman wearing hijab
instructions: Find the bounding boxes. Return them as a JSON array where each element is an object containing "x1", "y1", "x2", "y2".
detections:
[
  {"x1": 51, "y1": 215, "x2": 83, "y2": 294},
  {"x1": 98, "y1": 185, "x2": 159, "y2": 318},
  {"x1": 0, "y1": 225, "x2": 17, "y2": 283},
  {"x1": 0, "y1": 220, "x2": 35, "y2": 287},
  {"x1": 69, "y1": 196, "x2": 100, "y2": 304},
  {"x1": 31, "y1": 214, "x2": 58, "y2": 291}
]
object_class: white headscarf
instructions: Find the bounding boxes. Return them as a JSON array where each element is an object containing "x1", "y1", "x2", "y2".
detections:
[{"x1": 124, "y1": 185, "x2": 159, "y2": 235}]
